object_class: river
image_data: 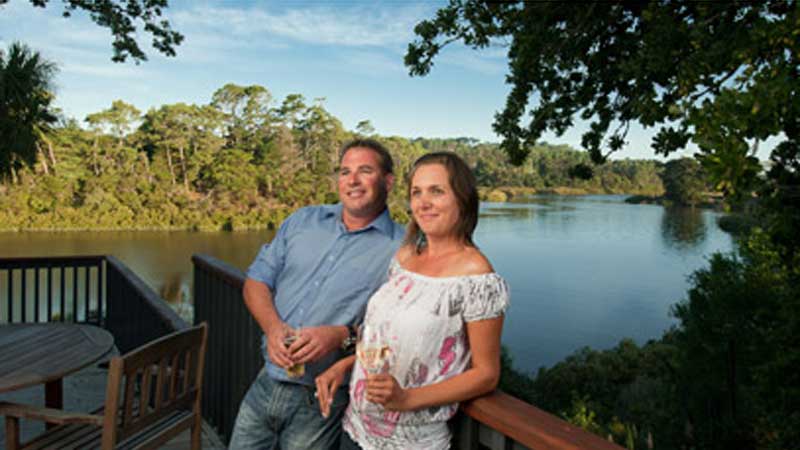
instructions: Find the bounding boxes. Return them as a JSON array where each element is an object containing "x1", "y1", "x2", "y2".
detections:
[{"x1": 0, "y1": 195, "x2": 733, "y2": 373}]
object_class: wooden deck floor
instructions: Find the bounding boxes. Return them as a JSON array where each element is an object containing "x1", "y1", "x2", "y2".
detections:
[{"x1": 0, "y1": 367, "x2": 225, "y2": 449}]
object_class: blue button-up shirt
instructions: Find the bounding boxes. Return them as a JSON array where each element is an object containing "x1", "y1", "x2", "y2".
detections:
[{"x1": 246, "y1": 203, "x2": 405, "y2": 385}]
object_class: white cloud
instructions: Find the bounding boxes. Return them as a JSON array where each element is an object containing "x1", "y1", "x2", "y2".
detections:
[
  {"x1": 438, "y1": 49, "x2": 507, "y2": 76},
  {"x1": 173, "y1": 3, "x2": 429, "y2": 48}
]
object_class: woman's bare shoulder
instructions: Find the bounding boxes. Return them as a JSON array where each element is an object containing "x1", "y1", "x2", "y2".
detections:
[{"x1": 455, "y1": 247, "x2": 494, "y2": 276}]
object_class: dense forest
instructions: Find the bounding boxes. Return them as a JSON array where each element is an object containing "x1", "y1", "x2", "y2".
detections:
[{"x1": 0, "y1": 84, "x2": 664, "y2": 232}]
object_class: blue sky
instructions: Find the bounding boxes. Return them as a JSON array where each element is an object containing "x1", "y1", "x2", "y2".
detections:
[{"x1": 0, "y1": 1, "x2": 771, "y2": 160}]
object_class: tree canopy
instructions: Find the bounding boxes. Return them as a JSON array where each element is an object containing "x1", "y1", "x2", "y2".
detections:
[
  {"x1": 0, "y1": 42, "x2": 58, "y2": 182},
  {"x1": 0, "y1": 0, "x2": 183, "y2": 63},
  {"x1": 405, "y1": 2, "x2": 798, "y2": 187}
]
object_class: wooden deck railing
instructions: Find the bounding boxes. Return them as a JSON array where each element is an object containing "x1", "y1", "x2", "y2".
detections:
[
  {"x1": 0, "y1": 255, "x2": 188, "y2": 353},
  {"x1": 105, "y1": 255, "x2": 189, "y2": 353},
  {"x1": 192, "y1": 253, "x2": 624, "y2": 449},
  {"x1": 192, "y1": 253, "x2": 263, "y2": 442},
  {"x1": 0, "y1": 255, "x2": 105, "y2": 325}
]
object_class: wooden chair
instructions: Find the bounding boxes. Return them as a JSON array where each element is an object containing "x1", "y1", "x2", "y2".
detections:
[{"x1": 1, "y1": 323, "x2": 208, "y2": 450}]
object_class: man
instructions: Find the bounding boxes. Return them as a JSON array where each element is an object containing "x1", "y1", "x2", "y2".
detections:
[{"x1": 229, "y1": 139, "x2": 405, "y2": 449}]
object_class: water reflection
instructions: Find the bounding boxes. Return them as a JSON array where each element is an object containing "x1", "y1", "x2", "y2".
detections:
[
  {"x1": 660, "y1": 207, "x2": 707, "y2": 250},
  {"x1": 480, "y1": 206, "x2": 537, "y2": 219},
  {"x1": 1, "y1": 196, "x2": 733, "y2": 372}
]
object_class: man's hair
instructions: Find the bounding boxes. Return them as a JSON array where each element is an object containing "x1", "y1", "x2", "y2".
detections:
[
  {"x1": 403, "y1": 151, "x2": 479, "y2": 250},
  {"x1": 339, "y1": 139, "x2": 394, "y2": 175}
]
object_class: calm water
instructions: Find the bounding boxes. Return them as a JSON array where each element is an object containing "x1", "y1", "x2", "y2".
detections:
[{"x1": 0, "y1": 195, "x2": 732, "y2": 373}]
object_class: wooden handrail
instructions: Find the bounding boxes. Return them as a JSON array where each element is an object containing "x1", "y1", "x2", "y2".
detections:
[
  {"x1": 105, "y1": 255, "x2": 188, "y2": 333},
  {"x1": 0, "y1": 255, "x2": 105, "y2": 269},
  {"x1": 191, "y1": 254, "x2": 244, "y2": 289},
  {"x1": 462, "y1": 391, "x2": 623, "y2": 450}
]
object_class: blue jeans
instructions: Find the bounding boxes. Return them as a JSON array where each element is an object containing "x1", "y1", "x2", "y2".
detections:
[{"x1": 229, "y1": 369, "x2": 349, "y2": 450}]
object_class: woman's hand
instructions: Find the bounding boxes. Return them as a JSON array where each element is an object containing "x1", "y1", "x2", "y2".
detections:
[
  {"x1": 366, "y1": 374, "x2": 411, "y2": 411},
  {"x1": 315, "y1": 358, "x2": 351, "y2": 418}
]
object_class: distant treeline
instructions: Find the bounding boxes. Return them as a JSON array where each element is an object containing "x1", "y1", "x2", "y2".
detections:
[{"x1": 0, "y1": 84, "x2": 664, "y2": 232}]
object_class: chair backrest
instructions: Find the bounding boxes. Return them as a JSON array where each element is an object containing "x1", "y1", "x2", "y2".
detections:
[{"x1": 100, "y1": 323, "x2": 208, "y2": 449}]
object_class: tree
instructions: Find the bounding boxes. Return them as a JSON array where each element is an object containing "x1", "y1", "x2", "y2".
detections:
[
  {"x1": 0, "y1": 42, "x2": 58, "y2": 182},
  {"x1": 662, "y1": 158, "x2": 707, "y2": 206},
  {"x1": 355, "y1": 120, "x2": 376, "y2": 136},
  {"x1": 0, "y1": 0, "x2": 183, "y2": 63},
  {"x1": 138, "y1": 103, "x2": 223, "y2": 190},
  {"x1": 85, "y1": 99, "x2": 141, "y2": 147},
  {"x1": 405, "y1": 2, "x2": 798, "y2": 195},
  {"x1": 211, "y1": 83, "x2": 273, "y2": 152}
]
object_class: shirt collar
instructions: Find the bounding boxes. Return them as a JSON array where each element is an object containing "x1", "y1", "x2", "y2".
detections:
[{"x1": 325, "y1": 203, "x2": 394, "y2": 236}]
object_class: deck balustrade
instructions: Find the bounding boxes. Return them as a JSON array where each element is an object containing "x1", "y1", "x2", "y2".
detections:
[
  {"x1": 192, "y1": 253, "x2": 624, "y2": 450},
  {"x1": 0, "y1": 255, "x2": 188, "y2": 353},
  {"x1": 1, "y1": 254, "x2": 624, "y2": 449}
]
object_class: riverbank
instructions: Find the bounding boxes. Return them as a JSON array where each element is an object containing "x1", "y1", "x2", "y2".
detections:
[
  {"x1": 479, "y1": 185, "x2": 662, "y2": 202},
  {"x1": 623, "y1": 193, "x2": 724, "y2": 209},
  {"x1": 2, "y1": 189, "x2": 662, "y2": 232}
]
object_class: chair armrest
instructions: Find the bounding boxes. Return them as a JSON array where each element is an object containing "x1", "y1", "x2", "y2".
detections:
[{"x1": 0, "y1": 402, "x2": 103, "y2": 426}]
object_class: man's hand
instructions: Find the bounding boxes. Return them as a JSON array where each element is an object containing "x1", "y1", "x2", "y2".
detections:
[
  {"x1": 366, "y1": 373, "x2": 411, "y2": 411},
  {"x1": 266, "y1": 322, "x2": 293, "y2": 369},
  {"x1": 314, "y1": 358, "x2": 351, "y2": 418},
  {"x1": 288, "y1": 326, "x2": 347, "y2": 364}
]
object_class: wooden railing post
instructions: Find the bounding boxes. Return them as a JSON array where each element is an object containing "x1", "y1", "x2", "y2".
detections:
[
  {"x1": 105, "y1": 255, "x2": 188, "y2": 353},
  {"x1": 192, "y1": 253, "x2": 262, "y2": 444}
]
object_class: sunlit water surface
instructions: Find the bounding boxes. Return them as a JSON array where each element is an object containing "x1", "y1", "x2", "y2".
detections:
[{"x1": 0, "y1": 195, "x2": 732, "y2": 373}]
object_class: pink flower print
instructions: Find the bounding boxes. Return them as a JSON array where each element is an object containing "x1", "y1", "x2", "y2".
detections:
[
  {"x1": 392, "y1": 274, "x2": 407, "y2": 288},
  {"x1": 439, "y1": 336, "x2": 457, "y2": 375},
  {"x1": 364, "y1": 410, "x2": 400, "y2": 438},
  {"x1": 353, "y1": 377, "x2": 366, "y2": 404},
  {"x1": 394, "y1": 275, "x2": 414, "y2": 300}
]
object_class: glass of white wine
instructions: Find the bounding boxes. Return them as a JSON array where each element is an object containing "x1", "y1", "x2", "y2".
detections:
[
  {"x1": 356, "y1": 324, "x2": 392, "y2": 375},
  {"x1": 283, "y1": 324, "x2": 305, "y2": 378}
]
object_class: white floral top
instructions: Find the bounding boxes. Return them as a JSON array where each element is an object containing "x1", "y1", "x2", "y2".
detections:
[{"x1": 343, "y1": 258, "x2": 510, "y2": 450}]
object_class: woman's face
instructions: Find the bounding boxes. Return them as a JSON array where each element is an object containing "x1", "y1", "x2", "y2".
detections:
[{"x1": 410, "y1": 163, "x2": 460, "y2": 240}]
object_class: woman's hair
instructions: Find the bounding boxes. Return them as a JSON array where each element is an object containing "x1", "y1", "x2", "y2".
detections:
[{"x1": 403, "y1": 152, "x2": 479, "y2": 251}]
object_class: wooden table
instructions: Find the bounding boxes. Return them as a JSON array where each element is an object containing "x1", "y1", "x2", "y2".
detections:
[{"x1": 0, "y1": 323, "x2": 114, "y2": 409}]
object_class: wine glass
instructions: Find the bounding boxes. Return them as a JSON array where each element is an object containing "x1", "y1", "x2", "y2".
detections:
[
  {"x1": 283, "y1": 323, "x2": 305, "y2": 378},
  {"x1": 356, "y1": 323, "x2": 392, "y2": 375}
]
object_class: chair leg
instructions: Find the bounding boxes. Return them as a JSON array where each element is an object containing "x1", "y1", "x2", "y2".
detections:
[
  {"x1": 5, "y1": 416, "x2": 20, "y2": 450},
  {"x1": 190, "y1": 413, "x2": 202, "y2": 450}
]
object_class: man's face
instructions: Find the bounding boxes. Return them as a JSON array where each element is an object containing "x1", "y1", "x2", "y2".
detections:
[{"x1": 337, "y1": 147, "x2": 394, "y2": 219}]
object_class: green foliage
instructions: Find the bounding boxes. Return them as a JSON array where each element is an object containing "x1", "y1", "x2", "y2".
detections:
[
  {"x1": 415, "y1": 138, "x2": 664, "y2": 196},
  {"x1": 2, "y1": 0, "x2": 183, "y2": 63},
  {"x1": 498, "y1": 228, "x2": 800, "y2": 449},
  {"x1": 0, "y1": 77, "x2": 669, "y2": 232},
  {"x1": 501, "y1": 337, "x2": 683, "y2": 449},
  {"x1": 0, "y1": 42, "x2": 58, "y2": 182},
  {"x1": 671, "y1": 230, "x2": 800, "y2": 449},
  {"x1": 85, "y1": 100, "x2": 141, "y2": 142},
  {"x1": 662, "y1": 157, "x2": 708, "y2": 206},
  {"x1": 406, "y1": 1, "x2": 797, "y2": 202}
]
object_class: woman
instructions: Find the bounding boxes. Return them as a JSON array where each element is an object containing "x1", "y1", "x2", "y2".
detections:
[{"x1": 315, "y1": 151, "x2": 509, "y2": 450}]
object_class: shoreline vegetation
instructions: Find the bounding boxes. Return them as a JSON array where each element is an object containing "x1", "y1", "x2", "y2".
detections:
[
  {"x1": 623, "y1": 192, "x2": 723, "y2": 209},
  {"x1": 0, "y1": 85, "x2": 668, "y2": 233}
]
